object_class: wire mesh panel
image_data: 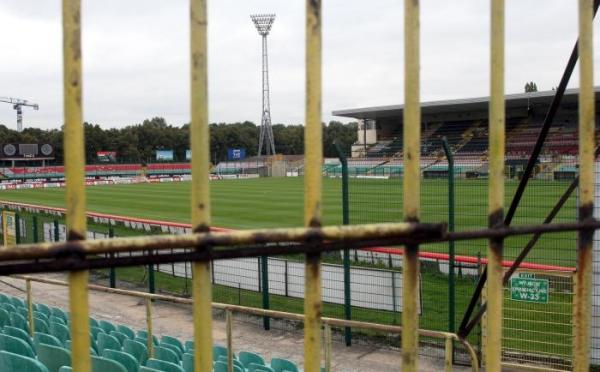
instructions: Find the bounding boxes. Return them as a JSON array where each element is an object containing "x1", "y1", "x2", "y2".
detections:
[{"x1": 501, "y1": 269, "x2": 574, "y2": 370}]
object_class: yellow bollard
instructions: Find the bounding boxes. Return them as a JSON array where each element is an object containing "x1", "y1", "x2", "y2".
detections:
[
  {"x1": 573, "y1": 0, "x2": 594, "y2": 371},
  {"x1": 190, "y1": 0, "x2": 213, "y2": 371},
  {"x1": 402, "y1": 0, "x2": 421, "y2": 370},
  {"x1": 226, "y1": 310, "x2": 233, "y2": 372},
  {"x1": 304, "y1": 1, "x2": 323, "y2": 372},
  {"x1": 62, "y1": 0, "x2": 91, "y2": 371},
  {"x1": 146, "y1": 298, "x2": 154, "y2": 358},
  {"x1": 26, "y1": 279, "x2": 34, "y2": 337},
  {"x1": 486, "y1": 1, "x2": 505, "y2": 371}
]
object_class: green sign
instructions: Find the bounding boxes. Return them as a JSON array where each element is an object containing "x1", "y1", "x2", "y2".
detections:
[{"x1": 510, "y1": 274, "x2": 549, "y2": 303}]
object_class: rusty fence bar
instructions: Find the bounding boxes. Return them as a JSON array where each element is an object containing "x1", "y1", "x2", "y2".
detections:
[
  {"x1": 574, "y1": 0, "x2": 595, "y2": 370},
  {"x1": 18, "y1": 275, "x2": 479, "y2": 372},
  {"x1": 486, "y1": 0, "x2": 505, "y2": 371},
  {"x1": 402, "y1": 0, "x2": 421, "y2": 370},
  {"x1": 62, "y1": 0, "x2": 91, "y2": 371},
  {"x1": 304, "y1": 1, "x2": 323, "y2": 371},
  {"x1": 189, "y1": 0, "x2": 213, "y2": 371}
]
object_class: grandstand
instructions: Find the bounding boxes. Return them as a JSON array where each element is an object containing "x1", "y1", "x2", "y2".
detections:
[
  {"x1": 333, "y1": 87, "x2": 600, "y2": 161},
  {"x1": 0, "y1": 164, "x2": 191, "y2": 181}
]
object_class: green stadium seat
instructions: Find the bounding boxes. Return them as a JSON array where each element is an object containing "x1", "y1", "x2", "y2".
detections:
[
  {"x1": 34, "y1": 332, "x2": 63, "y2": 349},
  {"x1": 50, "y1": 308, "x2": 68, "y2": 324},
  {"x1": 64, "y1": 340, "x2": 97, "y2": 356},
  {"x1": 217, "y1": 355, "x2": 245, "y2": 371},
  {"x1": 0, "y1": 333, "x2": 35, "y2": 358},
  {"x1": 10, "y1": 297, "x2": 26, "y2": 309},
  {"x1": 58, "y1": 368, "x2": 71, "y2": 372},
  {"x1": 123, "y1": 339, "x2": 148, "y2": 365},
  {"x1": 146, "y1": 358, "x2": 184, "y2": 372},
  {"x1": 10, "y1": 311, "x2": 29, "y2": 332},
  {"x1": 49, "y1": 316, "x2": 67, "y2": 326},
  {"x1": 5, "y1": 325, "x2": 35, "y2": 351},
  {"x1": 36, "y1": 304, "x2": 52, "y2": 319},
  {"x1": 214, "y1": 360, "x2": 244, "y2": 372},
  {"x1": 109, "y1": 331, "x2": 127, "y2": 346},
  {"x1": 213, "y1": 345, "x2": 233, "y2": 361},
  {"x1": 160, "y1": 335, "x2": 184, "y2": 353},
  {"x1": 160, "y1": 342, "x2": 182, "y2": 359},
  {"x1": 90, "y1": 326, "x2": 105, "y2": 340},
  {"x1": 0, "y1": 294, "x2": 10, "y2": 304},
  {"x1": 102, "y1": 349, "x2": 139, "y2": 372},
  {"x1": 36, "y1": 343, "x2": 71, "y2": 372},
  {"x1": 90, "y1": 318, "x2": 99, "y2": 328},
  {"x1": 138, "y1": 367, "x2": 161, "y2": 372},
  {"x1": 239, "y1": 351, "x2": 265, "y2": 368},
  {"x1": 0, "y1": 350, "x2": 49, "y2": 372},
  {"x1": 50, "y1": 322, "x2": 70, "y2": 343},
  {"x1": 182, "y1": 353, "x2": 193, "y2": 372},
  {"x1": 184, "y1": 340, "x2": 193, "y2": 353},
  {"x1": 270, "y1": 358, "x2": 299, "y2": 372},
  {"x1": 97, "y1": 332, "x2": 121, "y2": 354},
  {"x1": 17, "y1": 306, "x2": 30, "y2": 319},
  {"x1": 137, "y1": 330, "x2": 158, "y2": 346},
  {"x1": 116, "y1": 325, "x2": 135, "y2": 340},
  {"x1": 34, "y1": 317, "x2": 50, "y2": 334},
  {"x1": 1, "y1": 303, "x2": 17, "y2": 313},
  {"x1": 154, "y1": 346, "x2": 179, "y2": 364},
  {"x1": 248, "y1": 363, "x2": 275, "y2": 372},
  {"x1": 92, "y1": 355, "x2": 127, "y2": 372},
  {"x1": 34, "y1": 310, "x2": 50, "y2": 323},
  {"x1": 98, "y1": 320, "x2": 117, "y2": 334},
  {"x1": 0, "y1": 308, "x2": 11, "y2": 328}
]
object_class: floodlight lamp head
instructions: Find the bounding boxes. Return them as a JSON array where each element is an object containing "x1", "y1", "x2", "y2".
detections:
[{"x1": 251, "y1": 14, "x2": 276, "y2": 36}]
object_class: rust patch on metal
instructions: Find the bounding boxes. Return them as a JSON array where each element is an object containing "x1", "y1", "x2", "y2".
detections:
[
  {"x1": 578, "y1": 202, "x2": 595, "y2": 249},
  {"x1": 193, "y1": 224, "x2": 210, "y2": 234},
  {"x1": 67, "y1": 230, "x2": 85, "y2": 242}
]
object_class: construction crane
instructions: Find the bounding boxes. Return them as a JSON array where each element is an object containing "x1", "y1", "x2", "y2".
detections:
[{"x1": 0, "y1": 96, "x2": 39, "y2": 132}]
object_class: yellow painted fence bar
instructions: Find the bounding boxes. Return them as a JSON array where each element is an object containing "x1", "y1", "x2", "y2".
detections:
[
  {"x1": 304, "y1": 0, "x2": 323, "y2": 371},
  {"x1": 190, "y1": 0, "x2": 213, "y2": 371},
  {"x1": 573, "y1": 0, "x2": 595, "y2": 370},
  {"x1": 402, "y1": 0, "x2": 421, "y2": 370},
  {"x1": 62, "y1": 0, "x2": 91, "y2": 371},
  {"x1": 486, "y1": 0, "x2": 505, "y2": 371}
]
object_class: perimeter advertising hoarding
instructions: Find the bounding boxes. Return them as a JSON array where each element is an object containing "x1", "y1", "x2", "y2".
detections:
[
  {"x1": 227, "y1": 148, "x2": 246, "y2": 161},
  {"x1": 97, "y1": 151, "x2": 117, "y2": 162},
  {"x1": 156, "y1": 150, "x2": 174, "y2": 161}
]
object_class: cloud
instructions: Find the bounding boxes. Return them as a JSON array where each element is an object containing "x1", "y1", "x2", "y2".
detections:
[{"x1": 0, "y1": 0, "x2": 598, "y2": 130}]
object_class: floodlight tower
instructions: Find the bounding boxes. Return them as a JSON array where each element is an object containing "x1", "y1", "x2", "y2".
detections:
[{"x1": 251, "y1": 14, "x2": 276, "y2": 156}]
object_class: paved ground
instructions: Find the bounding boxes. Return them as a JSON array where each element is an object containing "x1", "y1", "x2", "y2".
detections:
[{"x1": 0, "y1": 274, "x2": 473, "y2": 372}]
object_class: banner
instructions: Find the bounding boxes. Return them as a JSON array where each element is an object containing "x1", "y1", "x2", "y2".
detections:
[
  {"x1": 156, "y1": 150, "x2": 174, "y2": 161},
  {"x1": 97, "y1": 151, "x2": 117, "y2": 162},
  {"x1": 185, "y1": 150, "x2": 191, "y2": 160},
  {"x1": 227, "y1": 148, "x2": 246, "y2": 161},
  {"x1": 2, "y1": 211, "x2": 16, "y2": 246}
]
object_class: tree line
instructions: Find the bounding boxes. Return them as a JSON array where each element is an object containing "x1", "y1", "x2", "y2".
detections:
[{"x1": 0, "y1": 118, "x2": 357, "y2": 164}]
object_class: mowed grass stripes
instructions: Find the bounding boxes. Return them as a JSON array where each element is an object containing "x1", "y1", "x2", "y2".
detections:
[{"x1": 0, "y1": 177, "x2": 577, "y2": 264}]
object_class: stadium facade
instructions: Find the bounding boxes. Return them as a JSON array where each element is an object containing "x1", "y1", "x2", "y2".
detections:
[{"x1": 333, "y1": 87, "x2": 600, "y2": 160}]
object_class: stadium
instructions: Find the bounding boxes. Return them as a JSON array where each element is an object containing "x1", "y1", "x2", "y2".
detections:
[{"x1": 0, "y1": 1, "x2": 599, "y2": 372}]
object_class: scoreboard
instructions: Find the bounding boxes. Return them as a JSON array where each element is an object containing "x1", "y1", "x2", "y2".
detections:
[{"x1": 0, "y1": 143, "x2": 55, "y2": 160}]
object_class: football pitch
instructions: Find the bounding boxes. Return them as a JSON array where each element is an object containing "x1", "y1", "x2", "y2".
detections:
[{"x1": 1, "y1": 176, "x2": 578, "y2": 265}]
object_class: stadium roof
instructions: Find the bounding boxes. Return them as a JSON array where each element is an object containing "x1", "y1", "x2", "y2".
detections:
[{"x1": 332, "y1": 87, "x2": 600, "y2": 120}]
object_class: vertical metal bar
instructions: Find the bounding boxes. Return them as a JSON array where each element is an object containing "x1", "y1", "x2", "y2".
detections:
[
  {"x1": 190, "y1": 0, "x2": 213, "y2": 371},
  {"x1": 146, "y1": 298, "x2": 154, "y2": 358},
  {"x1": 402, "y1": 0, "x2": 421, "y2": 370},
  {"x1": 26, "y1": 279, "x2": 34, "y2": 336},
  {"x1": 442, "y1": 137, "x2": 455, "y2": 335},
  {"x1": 109, "y1": 226, "x2": 116, "y2": 288},
  {"x1": 54, "y1": 219, "x2": 59, "y2": 242},
  {"x1": 32, "y1": 216, "x2": 39, "y2": 244},
  {"x1": 226, "y1": 309, "x2": 233, "y2": 372},
  {"x1": 335, "y1": 142, "x2": 352, "y2": 346},
  {"x1": 487, "y1": 0, "x2": 505, "y2": 370},
  {"x1": 62, "y1": 0, "x2": 91, "y2": 371},
  {"x1": 261, "y1": 255, "x2": 270, "y2": 330},
  {"x1": 304, "y1": 1, "x2": 323, "y2": 371},
  {"x1": 15, "y1": 214, "x2": 20, "y2": 244},
  {"x1": 444, "y1": 336, "x2": 453, "y2": 372},
  {"x1": 324, "y1": 323, "x2": 332, "y2": 372},
  {"x1": 573, "y1": 0, "x2": 594, "y2": 370},
  {"x1": 148, "y1": 260, "x2": 156, "y2": 294}
]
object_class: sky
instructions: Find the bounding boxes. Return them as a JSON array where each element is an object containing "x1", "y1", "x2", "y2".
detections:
[{"x1": 0, "y1": 0, "x2": 599, "y2": 130}]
